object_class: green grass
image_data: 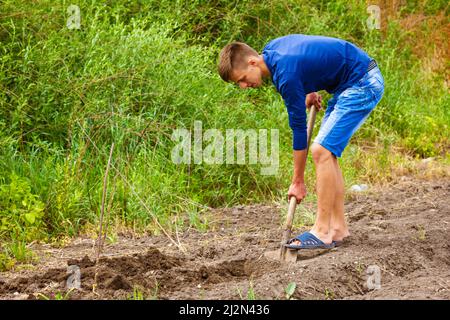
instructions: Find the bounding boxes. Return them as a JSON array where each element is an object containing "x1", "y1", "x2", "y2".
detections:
[
  {"x1": 0, "y1": 0, "x2": 448, "y2": 259},
  {"x1": 128, "y1": 286, "x2": 145, "y2": 300},
  {"x1": 37, "y1": 289, "x2": 75, "y2": 300},
  {"x1": 237, "y1": 280, "x2": 258, "y2": 300}
]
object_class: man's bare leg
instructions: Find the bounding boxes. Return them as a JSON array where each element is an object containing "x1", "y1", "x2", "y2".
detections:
[
  {"x1": 291, "y1": 143, "x2": 334, "y2": 245},
  {"x1": 309, "y1": 143, "x2": 336, "y2": 244},
  {"x1": 330, "y1": 157, "x2": 350, "y2": 242}
]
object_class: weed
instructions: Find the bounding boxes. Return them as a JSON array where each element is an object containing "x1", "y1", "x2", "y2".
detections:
[
  {"x1": 237, "y1": 280, "x2": 258, "y2": 300},
  {"x1": 37, "y1": 289, "x2": 75, "y2": 300},
  {"x1": 415, "y1": 225, "x2": 427, "y2": 241},
  {"x1": 324, "y1": 288, "x2": 335, "y2": 300},
  {"x1": 4, "y1": 241, "x2": 35, "y2": 264},
  {"x1": 285, "y1": 282, "x2": 296, "y2": 300},
  {"x1": 0, "y1": 252, "x2": 15, "y2": 271},
  {"x1": 355, "y1": 261, "x2": 366, "y2": 277},
  {"x1": 151, "y1": 281, "x2": 160, "y2": 300},
  {"x1": 128, "y1": 286, "x2": 145, "y2": 300},
  {"x1": 247, "y1": 281, "x2": 257, "y2": 300}
]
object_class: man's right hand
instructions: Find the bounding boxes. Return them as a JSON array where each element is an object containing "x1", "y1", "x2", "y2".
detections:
[
  {"x1": 288, "y1": 181, "x2": 307, "y2": 204},
  {"x1": 305, "y1": 92, "x2": 322, "y2": 111}
]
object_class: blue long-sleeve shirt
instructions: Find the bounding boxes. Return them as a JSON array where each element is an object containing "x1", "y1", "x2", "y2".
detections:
[{"x1": 262, "y1": 34, "x2": 372, "y2": 150}]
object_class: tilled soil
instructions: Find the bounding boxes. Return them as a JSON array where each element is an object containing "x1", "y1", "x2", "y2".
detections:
[{"x1": 0, "y1": 177, "x2": 449, "y2": 300}]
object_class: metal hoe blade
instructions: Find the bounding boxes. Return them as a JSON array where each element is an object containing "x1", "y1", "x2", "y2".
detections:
[
  {"x1": 263, "y1": 246, "x2": 297, "y2": 263},
  {"x1": 264, "y1": 196, "x2": 298, "y2": 263}
]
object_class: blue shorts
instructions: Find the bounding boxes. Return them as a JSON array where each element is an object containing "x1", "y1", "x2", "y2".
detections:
[{"x1": 314, "y1": 66, "x2": 385, "y2": 157}]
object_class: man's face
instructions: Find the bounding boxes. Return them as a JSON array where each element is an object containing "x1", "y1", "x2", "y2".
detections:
[{"x1": 231, "y1": 64, "x2": 263, "y2": 89}]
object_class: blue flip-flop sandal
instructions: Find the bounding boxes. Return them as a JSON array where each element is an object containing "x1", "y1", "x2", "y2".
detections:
[
  {"x1": 332, "y1": 240, "x2": 343, "y2": 247},
  {"x1": 285, "y1": 231, "x2": 336, "y2": 250}
]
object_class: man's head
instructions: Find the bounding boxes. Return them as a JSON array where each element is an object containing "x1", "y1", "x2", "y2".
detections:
[{"x1": 218, "y1": 42, "x2": 269, "y2": 89}]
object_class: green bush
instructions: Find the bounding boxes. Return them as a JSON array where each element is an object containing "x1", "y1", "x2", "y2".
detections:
[
  {"x1": 0, "y1": 174, "x2": 46, "y2": 242},
  {"x1": 0, "y1": 174, "x2": 45, "y2": 267}
]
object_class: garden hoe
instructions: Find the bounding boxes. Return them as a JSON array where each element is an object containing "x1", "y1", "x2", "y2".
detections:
[{"x1": 264, "y1": 106, "x2": 318, "y2": 263}]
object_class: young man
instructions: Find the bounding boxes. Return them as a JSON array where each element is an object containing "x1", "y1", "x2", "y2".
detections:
[{"x1": 218, "y1": 34, "x2": 384, "y2": 249}]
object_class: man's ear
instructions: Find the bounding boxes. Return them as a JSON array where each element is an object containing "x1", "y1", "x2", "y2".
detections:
[{"x1": 247, "y1": 56, "x2": 259, "y2": 66}]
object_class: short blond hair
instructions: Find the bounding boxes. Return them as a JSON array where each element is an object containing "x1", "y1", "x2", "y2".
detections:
[{"x1": 218, "y1": 42, "x2": 259, "y2": 82}]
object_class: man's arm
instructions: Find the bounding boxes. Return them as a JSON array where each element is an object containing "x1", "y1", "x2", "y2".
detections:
[
  {"x1": 280, "y1": 77, "x2": 323, "y2": 202},
  {"x1": 289, "y1": 93, "x2": 322, "y2": 202},
  {"x1": 279, "y1": 76, "x2": 308, "y2": 202},
  {"x1": 279, "y1": 76, "x2": 308, "y2": 150},
  {"x1": 288, "y1": 149, "x2": 308, "y2": 202},
  {"x1": 292, "y1": 149, "x2": 307, "y2": 183}
]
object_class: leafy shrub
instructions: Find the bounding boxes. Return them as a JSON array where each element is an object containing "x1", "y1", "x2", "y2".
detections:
[{"x1": 0, "y1": 174, "x2": 46, "y2": 242}]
